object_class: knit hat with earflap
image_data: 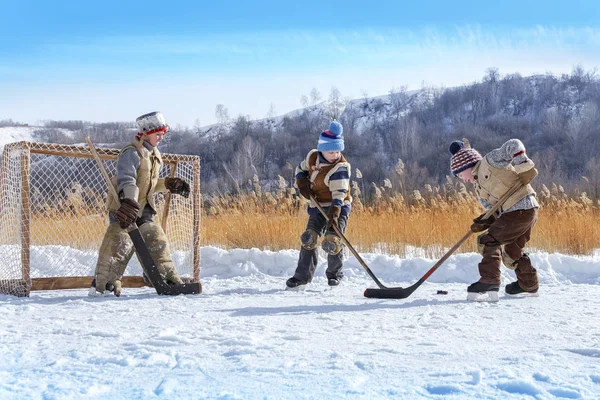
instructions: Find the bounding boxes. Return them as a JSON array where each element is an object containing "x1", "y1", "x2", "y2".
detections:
[
  {"x1": 449, "y1": 140, "x2": 482, "y2": 176},
  {"x1": 136, "y1": 111, "x2": 168, "y2": 137},
  {"x1": 317, "y1": 121, "x2": 344, "y2": 152}
]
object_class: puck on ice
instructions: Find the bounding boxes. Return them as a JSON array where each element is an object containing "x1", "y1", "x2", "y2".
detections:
[{"x1": 436, "y1": 290, "x2": 448, "y2": 295}]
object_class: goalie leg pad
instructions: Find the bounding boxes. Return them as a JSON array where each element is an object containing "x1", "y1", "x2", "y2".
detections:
[
  {"x1": 139, "y1": 222, "x2": 183, "y2": 284},
  {"x1": 94, "y1": 223, "x2": 135, "y2": 294}
]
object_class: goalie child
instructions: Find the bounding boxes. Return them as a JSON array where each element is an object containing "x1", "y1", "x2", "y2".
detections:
[{"x1": 89, "y1": 111, "x2": 190, "y2": 296}]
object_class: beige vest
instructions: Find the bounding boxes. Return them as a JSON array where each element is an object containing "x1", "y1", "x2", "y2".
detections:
[
  {"x1": 107, "y1": 138, "x2": 166, "y2": 216},
  {"x1": 472, "y1": 158, "x2": 536, "y2": 211}
]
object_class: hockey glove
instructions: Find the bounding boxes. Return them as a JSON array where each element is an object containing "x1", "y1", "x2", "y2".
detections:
[
  {"x1": 517, "y1": 167, "x2": 538, "y2": 186},
  {"x1": 165, "y1": 177, "x2": 190, "y2": 198},
  {"x1": 296, "y1": 177, "x2": 312, "y2": 200},
  {"x1": 116, "y1": 198, "x2": 140, "y2": 229},
  {"x1": 470, "y1": 212, "x2": 495, "y2": 233},
  {"x1": 327, "y1": 205, "x2": 341, "y2": 231}
]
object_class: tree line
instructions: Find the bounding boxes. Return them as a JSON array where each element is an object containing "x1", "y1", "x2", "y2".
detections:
[{"x1": 21, "y1": 66, "x2": 600, "y2": 201}]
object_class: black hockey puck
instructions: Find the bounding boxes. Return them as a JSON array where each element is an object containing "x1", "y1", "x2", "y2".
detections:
[{"x1": 436, "y1": 290, "x2": 448, "y2": 295}]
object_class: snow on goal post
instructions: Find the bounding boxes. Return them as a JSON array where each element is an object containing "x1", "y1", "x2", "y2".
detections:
[{"x1": 0, "y1": 141, "x2": 201, "y2": 297}]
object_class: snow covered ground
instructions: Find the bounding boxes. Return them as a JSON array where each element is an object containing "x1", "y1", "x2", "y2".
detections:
[{"x1": 1, "y1": 247, "x2": 600, "y2": 399}]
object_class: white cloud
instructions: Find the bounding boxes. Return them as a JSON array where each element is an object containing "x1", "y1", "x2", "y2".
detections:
[{"x1": 2, "y1": 25, "x2": 600, "y2": 126}]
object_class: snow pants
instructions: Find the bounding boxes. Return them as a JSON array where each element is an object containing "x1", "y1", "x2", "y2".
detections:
[
  {"x1": 94, "y1": 221, "x2": 183, "y2": 293},
  {"x1": 292, "y1": 211, "x2": 349, "y2": 283},
  {"x1": 477, "y1": 208, "x2": 539, "y2": 291}
]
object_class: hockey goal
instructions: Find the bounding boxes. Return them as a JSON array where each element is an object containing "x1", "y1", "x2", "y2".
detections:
[{"x1": 0, "y1": 141, "x2": 201, "y2": 297}]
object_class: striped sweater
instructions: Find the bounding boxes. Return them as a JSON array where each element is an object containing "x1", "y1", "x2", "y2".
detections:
[{"x1": 295, "y1": 150, "x2": 352, "y2": 215}]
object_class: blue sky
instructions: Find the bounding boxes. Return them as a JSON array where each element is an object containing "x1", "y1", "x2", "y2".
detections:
[{"x1": 2, "y1": 0, "x2": 600, "y2": 127}]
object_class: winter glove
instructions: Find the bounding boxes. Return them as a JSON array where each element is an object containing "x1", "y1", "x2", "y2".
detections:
[
  {"x1": 327, "y1": 205, "x2": 341, "y2": 231},
  {"x1": 115, "y1": 198, "x2": 140, "y2": 229},
  {"x1": 165, "y1": 177, "x2": 190, "y2": 198},
  {"x1": 296, "y1": 177, "x2": 312, "y2": 200},
  {"x1": 470, "y1": 212, "x2": 495, "y2": 233},
  {"x1": 517, "y1": 167, "x2": 538, "y2": 186}
]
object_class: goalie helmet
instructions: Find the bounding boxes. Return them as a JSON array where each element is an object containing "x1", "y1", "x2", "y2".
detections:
[{"x1": 136, "y1": 111, "x2": 168, "y2": 135}]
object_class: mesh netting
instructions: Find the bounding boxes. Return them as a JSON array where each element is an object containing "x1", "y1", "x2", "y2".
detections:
[{"x1": 0, "y1": 141, "x2": 201, "y2": 296}]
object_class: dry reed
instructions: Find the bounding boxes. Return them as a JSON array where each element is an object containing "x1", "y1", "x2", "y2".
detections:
[
  {"x1": 26, "y1": 173, "x2": 600, "y2": 258},
  {"x1": 201, "y1": 175, "x2": 600, "y2": 257}
]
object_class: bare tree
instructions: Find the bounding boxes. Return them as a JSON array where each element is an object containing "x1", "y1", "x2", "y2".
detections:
[
  {"x1": 231, "y1": 115, "x2": 253, "y2": 138},
  {"x1": 584, "y1": 157, "x2": 600, "y2": 201},
  {"x1": 326, "y1": 86, "x2": 345, "y2": 120},
  {"x1": 215, "y1": 104, "x2": 230, "y2": 124},
  {"x1": 568, "y1": 65, "x2": 597, "y2": 104},
  {"x1": 240, "y1": 135, "x2": 265, "y2": 172},
  {"x1": 267, "y1": 103, "x2": 276, "y2": 120},
  {"x1": 310, "y1": 88, "x2": 322, "y2": 110},
  {"x1": 215, "y1": 104, "x2": 230, "y2": 138},
  {"x1": 300, "y1": 95, "x2": 309, "y2": 108},
  {"x1": 500, "y1": 73, "x2": 532, "y2": 116},
  {"x1": 339, "y1": 101, "x2": 361, "y2": 136},
  {"x1": 359, "y1": 90, "x2": 372, "y2": 116},
  {"x1": 483, "y1": 68, "x2": 502, "y2": 115},
  {"x1": 389, "y1": 86, "x2": 411, "y2": 121}
]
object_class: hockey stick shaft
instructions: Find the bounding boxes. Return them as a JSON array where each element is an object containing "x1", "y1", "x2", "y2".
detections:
[
  {"x1": 310, "y1": 195, "x2": 388, "y2": 289},
  {"x1": 364, "y1": 181, "x2": 524, "y2": 298},
  {"x1": 418, "y1": 181, "x2": 523, "y2": 281}
]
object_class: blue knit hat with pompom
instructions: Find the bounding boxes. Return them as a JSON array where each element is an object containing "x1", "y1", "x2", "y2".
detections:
[
  {"x1": 449, "y1": 140, "x2": 482, "y2": 176},
  {"x1": 317, "y1": 121, "x2": 344, "y2": 152}
]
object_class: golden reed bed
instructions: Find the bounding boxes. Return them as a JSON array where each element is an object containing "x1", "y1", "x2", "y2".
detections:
[
  {"x1": 28, "y1": 179, "x2": 600, "y2": 258},
  {"x1": 201, "y1": 180, "x2": 600, "y2": 257}
]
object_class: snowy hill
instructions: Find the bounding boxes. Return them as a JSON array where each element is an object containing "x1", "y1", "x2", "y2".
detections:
[
  {"x1": 0, "y1": 126, "x2": 38, "y2": 151},
  {"x1": 198, "y1": 89, "x2": 421, "y2": 138},
  {"x1": 1, "y1": 246, "x2": 600, "y2": 399},
  {"x1": 0, "y1": 126, "x2": 77, "y2": 153}
]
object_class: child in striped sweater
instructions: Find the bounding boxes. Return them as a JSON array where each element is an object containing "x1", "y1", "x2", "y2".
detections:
[{"x1": 286, "y1": 121, "x2": 352, "y2": 289}]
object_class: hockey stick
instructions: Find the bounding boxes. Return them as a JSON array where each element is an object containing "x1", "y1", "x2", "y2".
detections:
[
  {"x1": 86, "y1": 137, "x2": 201, "y2": 296},
  {"x1": 364, "y1": 181, "x2": 524, "y2": 299},
  {"x1": 310, "y1": 195, "x2": 391, "y2": 289}
]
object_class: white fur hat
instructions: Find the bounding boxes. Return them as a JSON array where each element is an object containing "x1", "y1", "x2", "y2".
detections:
[{"x1": 136, "y1": 111, "x2": 167, "y2": 135}]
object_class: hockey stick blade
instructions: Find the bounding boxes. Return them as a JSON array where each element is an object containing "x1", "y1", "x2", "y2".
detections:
[
  {"x1": 159, "y1": 282, "x2": 202, "y2": 295},
  {"x1": 363, "y1": 183, "x2": 524, "y2": 300},
  {"x1": 363, "y1": 282, "x2": 420, "y2": 299},
  {"x1": 128, "y1": 228, "x2": 201, "y2": 296}
]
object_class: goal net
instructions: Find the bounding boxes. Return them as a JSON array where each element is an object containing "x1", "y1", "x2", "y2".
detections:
[{"x1": 0, "y1": 141, "x2": 201, "y2": 297}]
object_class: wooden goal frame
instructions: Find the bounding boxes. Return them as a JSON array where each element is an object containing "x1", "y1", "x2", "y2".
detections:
[{"x1": 0, "y1": 141, "x2": 201, "y2": 296}]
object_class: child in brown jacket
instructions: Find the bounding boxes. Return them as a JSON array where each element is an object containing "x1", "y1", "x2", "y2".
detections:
[{"x1": 450, "y1": 138, "x2": 539, "y2": 302}]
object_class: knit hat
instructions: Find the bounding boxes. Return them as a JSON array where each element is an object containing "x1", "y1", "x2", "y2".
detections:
[
  {"x1": 136, "y1": 111, "x2": 168, "y2": 137},
  {"x1": 317, "y1": 121, "x2": 344, "y2": 152},
  {"x1": 449, "y1": 140, "x2": 482, "y2": 176}
]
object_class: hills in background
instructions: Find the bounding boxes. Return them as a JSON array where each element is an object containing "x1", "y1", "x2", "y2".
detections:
[{"x1": 2, "y1": 67, "x2": 600, "y2": 200}]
